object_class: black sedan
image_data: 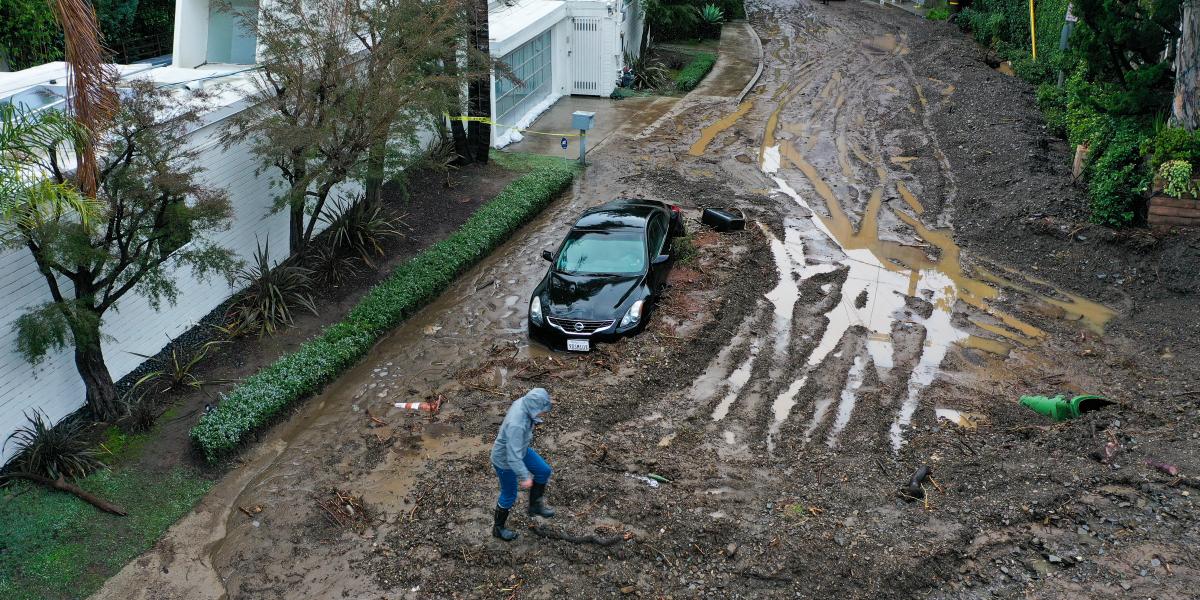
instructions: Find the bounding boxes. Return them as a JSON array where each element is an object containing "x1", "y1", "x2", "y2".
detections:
[{"x1": 528, "y1": 199, "x2": 685, "y2": 351}]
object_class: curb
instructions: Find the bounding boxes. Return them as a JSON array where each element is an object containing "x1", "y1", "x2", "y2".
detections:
[{"x1": 736, "y1": 21, "x2": 765, "y2": 105}]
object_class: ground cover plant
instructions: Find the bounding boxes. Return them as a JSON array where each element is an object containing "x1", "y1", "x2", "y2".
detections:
[{"x1": 675, "y1": 51, "x2": 718, "y2": 91}]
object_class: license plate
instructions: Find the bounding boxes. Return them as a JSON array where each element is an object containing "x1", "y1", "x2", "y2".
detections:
[{"x1": 566, "y1": 338, "x2": 590, "y2": 352}]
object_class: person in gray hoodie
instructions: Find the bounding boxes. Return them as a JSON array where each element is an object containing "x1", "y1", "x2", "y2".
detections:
[{"x1": 490, "y1": 387, "x2": 556, "y2": 541}]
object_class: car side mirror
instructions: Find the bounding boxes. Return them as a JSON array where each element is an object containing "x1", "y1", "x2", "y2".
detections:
[
  {"x1": 542, "y1": 250, "x2": 554, "y2": 262},
  {"x1": 653, "y1": 254, "x2": 670, "y2": 265}
]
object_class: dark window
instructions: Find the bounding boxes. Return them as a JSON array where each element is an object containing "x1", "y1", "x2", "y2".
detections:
[{"x1": 647, "y1": 216, "x2": 667, "y2": 257}]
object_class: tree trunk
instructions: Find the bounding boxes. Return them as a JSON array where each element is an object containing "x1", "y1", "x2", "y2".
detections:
[
  {"x1": 2, "y1": 473, "x2": 128, "y2": 515},
  {"x1": 468, "y1": 0, "x2": 491, "y2": 164},
  {"x1": 1172, "y1": 4, "x2": 1198, "y2": 131},
  {"x1": 364, "y1": 137, "x2": 388, "y2": 210},
  {"x1": 446, "y1": 42, "x2": 474, "y2": 164},
  {"x1": 289, "y1": 201, "x2": 304, "y2": 255},
  {"x1": 73, "y1": 326, "x2": 119, "y2": 421}
]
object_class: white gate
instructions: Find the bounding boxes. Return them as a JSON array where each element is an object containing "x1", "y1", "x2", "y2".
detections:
[{"x1": 571, "y1": 17, "x2": 603, "y2": 95}]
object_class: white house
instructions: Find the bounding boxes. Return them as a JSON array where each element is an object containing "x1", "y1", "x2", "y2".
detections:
[{"x1": 0, "y1": 0, "x2": 641, "y2": 464}]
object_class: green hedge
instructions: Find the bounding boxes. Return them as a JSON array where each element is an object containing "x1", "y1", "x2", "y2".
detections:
[
  {"x1": 191, "y1": 154, "x2": 577, "y2": 461},
  {"x1": 676, "y1": 52, "x2": 717, "y2": 91}
]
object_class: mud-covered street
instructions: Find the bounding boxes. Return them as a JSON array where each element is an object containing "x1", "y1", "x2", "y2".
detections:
[{"x1": 96, "y1": 1, "x2": 1200, "y2": 598}]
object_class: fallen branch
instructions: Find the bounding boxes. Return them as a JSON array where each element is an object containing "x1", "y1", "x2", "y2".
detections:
[
  {"x1": 739, "y1": 569, "x2": 793, "y2": 582},
  {"x1": 528, "y1": 524, "x2": 629, "y2": 547},
  {"x1": 0, "y1": 472, "x2": 127, "y2": 516}
]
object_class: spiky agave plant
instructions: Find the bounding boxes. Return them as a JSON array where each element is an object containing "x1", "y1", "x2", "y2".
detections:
[
  {"x1": 623, "y1": 51, "x2": 671, "y2": 91},
  {"x1": 4, "y1": 411, "x2": 103, "y2": 480},
  {"x1": 225, "y1": 241, "x2": 318, "y2": 336},
  {"x1": 700, "y1": 4, "x2": 725, "y2": 25}
]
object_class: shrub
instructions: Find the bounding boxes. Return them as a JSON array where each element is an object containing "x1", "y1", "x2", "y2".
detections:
[
  {"x1": 225, "y1": 242, "x2": 319, "y2": 337},
  {"x1": 1143, "y1": 125, "x2": 1200, "y2": 172},
  {"x1": 1084, "y1": 120, "x2": 1150, "y2": 226},
  {"x1": 3, "y1": 411, "x2": 103, "y2": 480},
  {"x1": 926, "y1": 7, "x2": 951, "y2": 21},
  {"x1": 676, "y1": 52, "x2": 717, "y2": 91},
  {"x1": 121, "y1": 389, "x2": 158, "y2": 433},
  {"x1": 191, "y1": 155, "x2": 578, "y2": 461},
  {"x1": 321, "y1": 198, "x2": 407, "y2": 266},
  {"x1": 1159, "y1": 160, "x2": 1196, "y2": 198},
  {"x1": 624, "y1": 50, "x2": 671, "y2": 91},
  {"x1": 308, "y1": 243, "x2": 364, "y2": 287},
  {"x1": 130, "y1": 340, "x2": 230, "y2": 394}
]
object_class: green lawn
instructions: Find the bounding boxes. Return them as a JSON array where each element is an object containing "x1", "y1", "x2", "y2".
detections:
[{"x1": 0, "y1": 467, "x2": 212, "y2": 599}]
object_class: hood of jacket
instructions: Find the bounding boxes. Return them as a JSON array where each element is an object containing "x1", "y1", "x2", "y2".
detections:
[{"x1": 516, "y1": 387, "x2": 552, "y2": 424}]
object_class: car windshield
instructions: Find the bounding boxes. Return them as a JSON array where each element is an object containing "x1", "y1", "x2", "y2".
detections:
[{"x1": 554, "y1": 229, "x2": 646, "y2": 275}]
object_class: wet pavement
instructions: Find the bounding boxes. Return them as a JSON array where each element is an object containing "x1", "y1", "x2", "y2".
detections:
[
  {"x1": 92, "y1": 1, "x2": 1178, "y2": 598},
  {"x1": 505, "y1": 95, "x2": 679, "y2": 159}
]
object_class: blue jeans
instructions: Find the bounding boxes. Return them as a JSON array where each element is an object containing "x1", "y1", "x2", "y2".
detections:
[{"x1": 494, "y1": 448, "x2": 553, "y2": 509}]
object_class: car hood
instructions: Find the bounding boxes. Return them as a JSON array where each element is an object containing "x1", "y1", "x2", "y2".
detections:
[{"x1": 543, "y1": 271, "x2": 642, "y2": 319}]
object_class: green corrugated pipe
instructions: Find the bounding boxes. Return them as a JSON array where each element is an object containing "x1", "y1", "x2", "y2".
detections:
[{"x1": 1019, "y1": 394, "x2": 1111, "y2": 421}]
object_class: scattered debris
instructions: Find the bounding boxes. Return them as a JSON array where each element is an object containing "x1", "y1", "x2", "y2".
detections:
[
  {"x1": 393, "y1": 395, "x2": 443, "y2": 414},
  {"x1": 528, "y1": 524, "x2": 631, "y2": 546},
  {"x1": 316, "y1": 488, "x2": 370, "y2": 531},
  {"x1": 626, "y1": 473, "x2": 661, "y2": 488},
  {"x1": 1090, "y1": 431, "x2": 1121, "y2": 465},
  {"x1": 239, "y1": 505, "x2": 263, "y2": 518},
  {"x1": 901, "y1": 465, "x2": 932, "y2": 500},
  {"x1": 1146, "y1": 459, "x2": 1181, "y2": 477},
  {"x1": 701, "y1": 207, "x2": 746, "y2": 232}
]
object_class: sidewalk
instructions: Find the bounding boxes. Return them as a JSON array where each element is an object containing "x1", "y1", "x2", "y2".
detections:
[
  {"x1": 505, "y1": 95, "x2": 679, "y2": 158},
  {"x1": 691, "y1": 21, "x2": 761, "y2": 98}
]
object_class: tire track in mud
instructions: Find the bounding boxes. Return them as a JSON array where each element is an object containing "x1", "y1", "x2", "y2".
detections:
[{"x1": 686, "y1": 0, "x2": 1117, "y2": 458}]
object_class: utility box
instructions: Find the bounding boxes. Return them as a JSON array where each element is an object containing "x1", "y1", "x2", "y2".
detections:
[{"x1": 572, "y1": 111, "x2": 596, "y2": 131}]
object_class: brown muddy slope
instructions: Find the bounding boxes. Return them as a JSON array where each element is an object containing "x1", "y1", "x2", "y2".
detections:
[{"x1": 95, "y1": 1, "x2": 1199, "y2": 599}]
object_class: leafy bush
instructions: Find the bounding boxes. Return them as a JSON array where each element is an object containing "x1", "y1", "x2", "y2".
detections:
[
  {"x1": 644, "y1": 0, "x2": 743, "y2": 42},
  {"x1": 191, "y1": 155, "x2": 578, "y2": 461},
  {"x1": 1083, "y1": 119, "x2": 1150, "y2": 226},
  {"x1": 1035, "y1": 83, "x2": 1069, "y2": 138},
  {"x1": 676, "y1": 52, "x2": 718, "y2": 91},
  {"x1": 1159, "y1": 161, "x2": 1196, "y2": 198},
  {"x1": 1142, "y1": 125, "x2": 1200, "y2": 172},
  {"x1": 3, "y1": 412, "x2": 103, "y2": 480},
  {"x1": 926, "y1": 7, "x2": 952, "y2": 21},
  {"x1": 225, "y1": 242, "x2": 319, "y2": 337}
]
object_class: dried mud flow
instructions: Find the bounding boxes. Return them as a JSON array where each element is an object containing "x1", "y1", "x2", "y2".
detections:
[{"x1": 96, "y1": 1, "x2": 1200, "y2": 599}]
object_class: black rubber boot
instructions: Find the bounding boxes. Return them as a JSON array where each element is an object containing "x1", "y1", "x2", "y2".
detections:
[
  {"x1": 528, "y1": 482, "x2": 556, "y2": 518},
  {"x1": 492, "y1": 506, "x2": 518, "y2": 541}
]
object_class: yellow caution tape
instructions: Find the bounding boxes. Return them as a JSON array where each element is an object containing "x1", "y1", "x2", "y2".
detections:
[{"x1": 445, "y1": 114, "x2": 583, "y2": 138}]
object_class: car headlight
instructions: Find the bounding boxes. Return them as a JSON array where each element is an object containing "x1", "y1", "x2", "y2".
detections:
[
  {"x1": 530, "y1": 296, "x2": 544, "y2": 325},
  {"x1": 619, "y1": 299, "x2": 644, "y2": 328}
]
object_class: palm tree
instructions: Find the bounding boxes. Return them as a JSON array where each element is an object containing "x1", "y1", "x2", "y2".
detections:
[
  {"x1": 46, "y1": 0, "x2": 118, "y2": 197},
  {"x1": 0, "y1": 103, "x2": 98, "y2": 240}
]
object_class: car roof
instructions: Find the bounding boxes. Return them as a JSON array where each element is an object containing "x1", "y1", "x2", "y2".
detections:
[{"x1": 573, "y1": 199, "x2": 667, "y2": 230}]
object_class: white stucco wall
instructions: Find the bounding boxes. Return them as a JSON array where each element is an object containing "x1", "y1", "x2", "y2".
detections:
[
  {"x1": 0, "y1": 111, "x2": 384, "y2": 465},
  {"x1": 173, "y1": 0, "x2": 212, "y2": 68}
]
